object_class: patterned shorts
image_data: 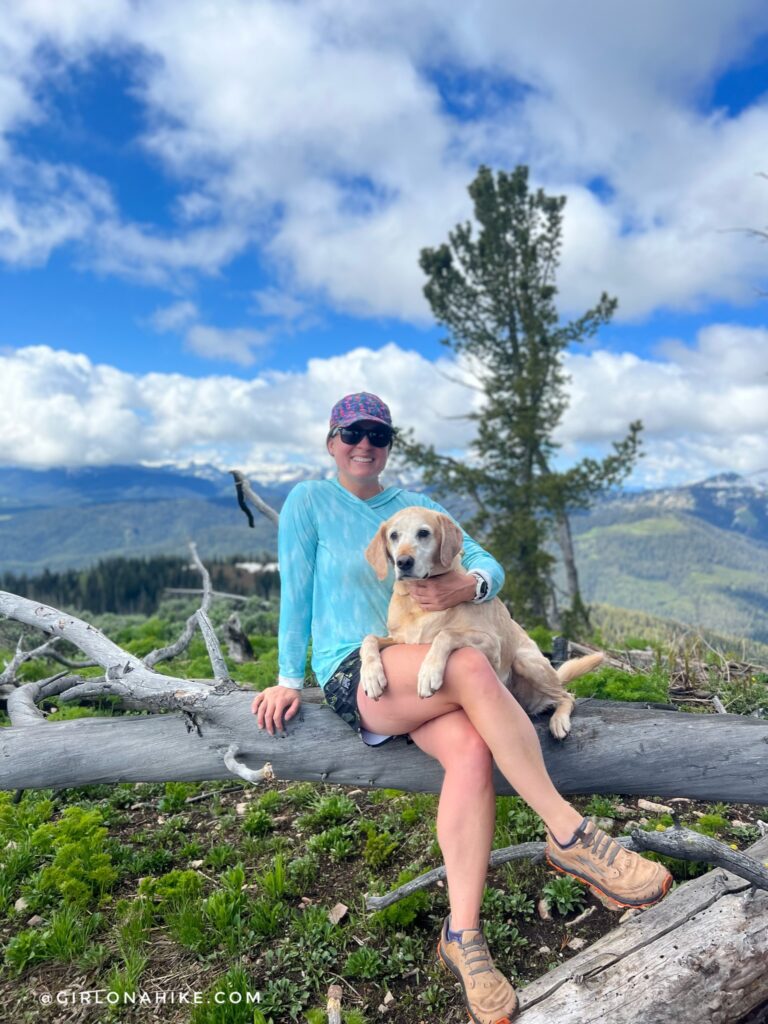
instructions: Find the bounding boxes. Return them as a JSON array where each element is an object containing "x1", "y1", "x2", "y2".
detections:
[{"x1": 323, "y1": 649, "x2": 400, "y2": 747}]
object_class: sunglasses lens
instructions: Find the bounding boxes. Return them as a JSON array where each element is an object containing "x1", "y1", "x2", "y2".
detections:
[
  {"x1": 367, "y1": 430, "x2": 392, "y2": 447},
  {"x1": 338, "y1": 426, "x2": 392, "y2": 447}
]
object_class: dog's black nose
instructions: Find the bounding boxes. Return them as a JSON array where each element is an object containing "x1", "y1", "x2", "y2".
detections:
[{"x1": 396, "y1": 555, "x2": 415, "y2": 573}]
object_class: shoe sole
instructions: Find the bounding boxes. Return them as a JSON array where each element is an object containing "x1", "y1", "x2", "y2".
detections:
[
  {"x1": 545, "y1": 852, "x2": 673, "y2": 910},
  {"x1": 437, "y1": 940, "x2": 518, "y2": 1024}
]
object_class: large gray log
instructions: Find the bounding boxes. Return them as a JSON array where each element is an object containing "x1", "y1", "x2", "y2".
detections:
[
  {"x1": 516, "y1": 833, "x2": 768, "y2": 1023},
  {"x1": 1, "y1": 696, "x2": 767, "y2": 800}
]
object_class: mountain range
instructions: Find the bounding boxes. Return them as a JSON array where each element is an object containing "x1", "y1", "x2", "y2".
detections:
[{"x1": 0, "y1": 464, "x2": 766, "y2": 646}]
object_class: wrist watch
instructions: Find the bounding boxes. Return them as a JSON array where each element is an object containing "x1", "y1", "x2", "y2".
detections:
[{"x1": 469, "y1": 570, "x2": 489, "y2": 603}]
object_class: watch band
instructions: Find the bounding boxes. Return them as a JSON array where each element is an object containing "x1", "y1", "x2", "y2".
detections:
[{"x1": 469, "y1": 570, "x2": 490, "y2": 603}]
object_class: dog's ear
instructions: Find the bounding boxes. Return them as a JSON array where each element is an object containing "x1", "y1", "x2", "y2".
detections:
[
  {"x1": 365, "y1": 521, "x2": 391, "y2": 580},
  {"x1": 438, "y1": 516, "x2": 464, "y2": 569}
]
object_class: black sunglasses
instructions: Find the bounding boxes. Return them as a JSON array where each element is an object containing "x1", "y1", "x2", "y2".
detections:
[{"x1": 333, "y1": 425, "x2": 393, "y2": 448}]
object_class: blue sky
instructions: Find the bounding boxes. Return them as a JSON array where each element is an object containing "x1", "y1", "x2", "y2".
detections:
[{"x1": 1, "y1": 0, "x2": 767, "y2": 486}]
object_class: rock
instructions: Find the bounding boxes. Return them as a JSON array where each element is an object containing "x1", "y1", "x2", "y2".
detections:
[
  {"x1": 566, "y1": 937, "x2": 587, "y2": 951},
  {"x1": 328, "y1": 902, "x2": 348, "y2": 925},
  {"x1": 383, "y1": 991, "x2": 394, "y2": 1005},
  {"x1": 235, "y1": 802, "x2": 248, "y2": 816},
  {"x1": 537, "y1": 898, "x2": 552, "y2": 921},
  {"x1": 538, "y1": 945, "x2": 551, "y2": 954},
  {"x1": 595, "y1": 816, "x2": 615, "y2": 833},
  {"x1": 27, "y1": 915, "x2": 44, "y2": 927},
  {"x1": 638, "y1": 799, "x2": 674, "y2": 815},
  {"x1": 190, "y1": 859, "x2": 204, "y2": 868},
  {"x1": 14, "y1": 897, "x2": 28, "y2": 913}
]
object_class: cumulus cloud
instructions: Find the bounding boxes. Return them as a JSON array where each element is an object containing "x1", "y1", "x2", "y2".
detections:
[
  {"x1": 2, "y1": 1, "x2": 768, "y2": 318},
  {"x1": 183, "y1": 324, "x2": 270, "y2": 365},
  {"x1": 0, "y1": 343, "x2": 478, "y2": 470},
  {"x1": 2, "y1": 328, "x2": 766, "y2": 486},
  {"x1": 558, "y1": 323, "x2": 768, "y2": 484}
]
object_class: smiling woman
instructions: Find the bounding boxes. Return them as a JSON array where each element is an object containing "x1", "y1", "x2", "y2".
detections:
[{"x1": 250, "y1": 390, "x2": 673, "y2": 1024}]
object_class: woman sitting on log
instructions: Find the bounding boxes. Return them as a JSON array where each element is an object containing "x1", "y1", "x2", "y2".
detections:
[{"x1": 251, "y1": 391, "x2": 672, "y2": 1024}]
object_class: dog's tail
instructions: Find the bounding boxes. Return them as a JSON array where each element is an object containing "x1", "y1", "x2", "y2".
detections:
[{"x1": 556, "y1": 651, "x2": 604, "y2": 684}]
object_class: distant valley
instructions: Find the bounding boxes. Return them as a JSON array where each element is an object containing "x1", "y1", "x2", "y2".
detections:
[{"x1": 0, "y1": 464, "x2": 767, "y2": 647}]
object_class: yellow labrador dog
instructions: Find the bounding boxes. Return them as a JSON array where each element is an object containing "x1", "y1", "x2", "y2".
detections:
[{"x1": 360, "y1": 507, "x2": 603, "y2": 739}]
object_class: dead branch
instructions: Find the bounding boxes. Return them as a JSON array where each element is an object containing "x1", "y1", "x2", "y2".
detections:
[
  {"x1": 231, "y1": 470, "x2": 280, "y2": 526},
  {"x1": 0, "y1": 634, "x2": 61, "y2": 687},
  {"x1": 365, "y1": 825, "x2": 768, "y2": 911},
  {"x1": 196, "y1": 608, "x2": 231, "y2": 684},
  {"x1": 144, "y1": 542, "x2": 212, "y2": 669},
  {"x1": 164, "y1": 587, "x2": 248, "y2": 603}
]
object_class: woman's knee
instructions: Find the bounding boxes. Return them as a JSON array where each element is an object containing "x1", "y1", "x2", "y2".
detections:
[
  {"x1": 445, "y1": 716, "x2": 493, "y2": 784},
  {"x1": 444, "y1": 646, "x2": 501, "y2": 697}
]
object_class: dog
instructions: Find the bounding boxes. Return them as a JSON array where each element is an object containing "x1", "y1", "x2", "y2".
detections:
[{"x1": 359, "y1": 506, "x2": 603, "y2": 739}]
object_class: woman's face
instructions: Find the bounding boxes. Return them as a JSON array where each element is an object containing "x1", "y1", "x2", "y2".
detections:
[{"x1": 327, "y1": 419, "x2": 390, "y2": 494}]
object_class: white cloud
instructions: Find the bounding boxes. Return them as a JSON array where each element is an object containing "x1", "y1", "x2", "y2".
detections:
[
  {"x1": 149, "y1": 300, "x2": 199, "y2": 333},
  {"x1": 558, "y1": 323, "x2": 768, "y2": 484},
  {"x1": 0, "y1": 343, "x2": 477, "y2": 470},
  {"x1": 2, "y1": 0, "x2": 768, "y2": 319},
  {"x1": 184, "y1": 324, "x2": 270, "y2": 366},
  {"x1": 2, "y1": 328, "x2": 766, "y2": 487}
]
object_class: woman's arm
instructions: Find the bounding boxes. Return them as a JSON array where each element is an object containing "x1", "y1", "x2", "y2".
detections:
[{"x1": 251, "y1": 484, "x2": 317, "y2": 734}]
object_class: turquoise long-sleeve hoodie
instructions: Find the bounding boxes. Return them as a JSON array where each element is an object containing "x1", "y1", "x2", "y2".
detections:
[{"x1": 277, "y1": 478, "x2": 504, "y2": 688}]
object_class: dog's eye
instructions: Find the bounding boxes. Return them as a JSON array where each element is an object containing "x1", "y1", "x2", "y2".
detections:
[
  {"x1": 389, "y1": 531, "x2": 399, "y2": 541},
  {"x1": 416, "y1": 529, "x2": 430, "y2": 539}
]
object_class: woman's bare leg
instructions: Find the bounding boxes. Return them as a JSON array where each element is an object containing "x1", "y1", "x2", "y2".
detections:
[
  {"x1": 357, "y1": 644, "x2": 582, "y2": 844},
  {"x1": 409, "y1": 711, "x2": 495, "y2": 931}
]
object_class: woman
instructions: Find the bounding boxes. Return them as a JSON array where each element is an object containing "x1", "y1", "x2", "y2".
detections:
[{"x1": 252, "y1": 392, "x2": 670, "y2": 1024}]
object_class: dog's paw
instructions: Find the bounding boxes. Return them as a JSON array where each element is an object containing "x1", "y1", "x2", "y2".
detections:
[
  {"x1": 360, "y1": 664, "x2": 388, "y2": 701},
  {"x1": 417, "y1": 664, "x2": 445, "y2": 699},
  {"x1": 549, "y1": 712, "x2": 571, "y2": 740}
]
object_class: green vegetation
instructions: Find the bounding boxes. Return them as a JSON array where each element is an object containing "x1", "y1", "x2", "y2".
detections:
[{"x1": 1, "y1": 574, "x2": 765, "y2": 1020}]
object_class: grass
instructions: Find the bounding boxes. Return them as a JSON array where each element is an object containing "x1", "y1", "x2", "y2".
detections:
[
  {"x1": 1, "y1": 613, "x2": 766, "y2": 1021},
  {"x1": 2, "y1": 775, "x2": 764, "y2": 1022}
]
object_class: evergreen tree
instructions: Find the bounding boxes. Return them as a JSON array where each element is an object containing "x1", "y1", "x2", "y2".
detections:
[{"x1": 407, "y1": 165, "x2": 641, "y2": 630}]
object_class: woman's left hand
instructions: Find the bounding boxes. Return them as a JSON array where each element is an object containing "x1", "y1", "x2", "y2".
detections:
[{"x1": 408, "y1": 570, "x2": 476, "y2": 611}]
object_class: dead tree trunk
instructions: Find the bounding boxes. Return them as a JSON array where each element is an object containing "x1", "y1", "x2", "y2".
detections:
[
  {"x1": 516, "y1": 833, "x2": 768, "y2": 1023},
  {"x1": 1, "y1": 590, "x2": 767, "y2": 799}
]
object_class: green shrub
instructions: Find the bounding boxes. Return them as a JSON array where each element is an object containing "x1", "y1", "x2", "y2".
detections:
[
  {"x1": 298, "y1": 794, "x2": 358, "y2": 830},
  {"x1": 243, "y1": 808, "x2": 275, "y2": 837},
  {"x1": 31, "y1": 807, "x2": 118, "y2": 906},
  {"x1": 569, "y1": 666, "x2": 668, "y2": 703},
  {"x1": 371, "y1": 869, "x2": 430, "y2": 930},
  {"x1": 541, "y1": 875, "x2": 586, "y2": 915},
  {"x1": 343, "y1": 946, "x2": 385, "y2": 980},
  {"x1": 362, "y1": 826, "x2": 399, "y2": 868}
]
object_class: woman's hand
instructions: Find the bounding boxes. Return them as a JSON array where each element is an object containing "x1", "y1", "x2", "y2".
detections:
[
  {"x1": 408, "y1": 570, "x2": 476, "y2": 612},
  {"x1": 251, "y1": 685, "x2": 302, "y2": 735}
]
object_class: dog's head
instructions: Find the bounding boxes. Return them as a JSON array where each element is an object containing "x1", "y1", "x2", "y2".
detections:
[{"x1": 365, "y1": 507, "x2": 464, "y2": 581}]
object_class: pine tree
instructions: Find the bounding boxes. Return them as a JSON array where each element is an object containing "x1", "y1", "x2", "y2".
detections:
[{"x1": 407, "y1": 165, "x2": 641, "y2": 630}]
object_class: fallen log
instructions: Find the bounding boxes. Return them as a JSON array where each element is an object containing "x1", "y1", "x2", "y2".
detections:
[
  {"x1": 1, "y1": 589, "x2": 767, "y2": 801},
  {"x1": 515, "y1": 833, "x2": 768, "y2": 1023}
]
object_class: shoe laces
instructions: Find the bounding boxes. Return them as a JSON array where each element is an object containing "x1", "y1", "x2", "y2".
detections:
[
  {"x1": 574, "y1": 818, "x2": 621, "y2": 867},
  {"x1": 458, "y1": 931, "x2": 494, "y2": 976}
]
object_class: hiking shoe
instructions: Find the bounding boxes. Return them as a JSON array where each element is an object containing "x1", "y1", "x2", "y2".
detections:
[
  {"x1": 437, "y1": 917, "x2": 519, "y2": 1024},
  {"x1": 546, "y1": 816, "x2": 673, "y2": 910}
]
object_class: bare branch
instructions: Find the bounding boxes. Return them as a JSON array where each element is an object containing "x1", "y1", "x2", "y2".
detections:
[
  {"x1": 164, "y1": 587, "x2": 248, "y2": 603},
  {"x1": 231, "y1": 470, "x2": 280, "y2": 526},
  {"x1": 366, "y1": 825, "x2": 768, "y2": 911},
  {"x1": 223, "y1": 744, "x2": 273, "y2": 784},
  {"x1": 144, "y1": 542, "x2": 212, "y2": 669},
  {"x1": 196, "y1": 608, "x2": 231, "y2": 683},
  {"x1": 0, "y1": 635, "x2": 61, "y2": 686},
  {"x1": 6, "y1": 672, "x2": 83, "y2": 727}
]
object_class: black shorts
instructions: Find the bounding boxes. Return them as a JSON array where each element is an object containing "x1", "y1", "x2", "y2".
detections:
[{"x1": 323, "y1": 649, "x2": 400, "y2": 747}]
